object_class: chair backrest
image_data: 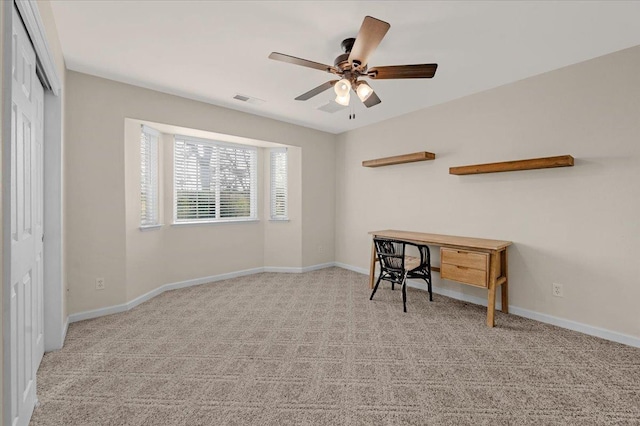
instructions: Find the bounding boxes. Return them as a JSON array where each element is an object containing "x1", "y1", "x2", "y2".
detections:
[{"x1": 374, "y1": 238, "x2": 405, "y2": 273}]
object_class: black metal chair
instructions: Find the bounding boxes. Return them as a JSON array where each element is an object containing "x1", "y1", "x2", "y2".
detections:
[
  {"x1": 406, "y1": 242, "x2": 433, "y2": 302},
  {"x1": 369, "y1": 238, "x2": 433, "y2": 312}
]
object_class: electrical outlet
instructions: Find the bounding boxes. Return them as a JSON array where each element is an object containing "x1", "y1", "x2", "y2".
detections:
[
  {"x1": 552, "y1": 283, "x2": 563, "y2": 297},
  {"x1": 96, "y1": 277, "x2": 105, "y2": 290},
  {"x1": 318, "y1": 245, "x2": 324, "y2": 253}
]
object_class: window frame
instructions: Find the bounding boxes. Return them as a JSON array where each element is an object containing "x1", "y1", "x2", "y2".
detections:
[
  {"x1": 172, "y1": 135, "x2": 258, "y2": 224},
  {"x1": 140, "y1": 125, "x2": 160, "y2": 229},
  {"x1": 269, "y1": 147, "x2": 289, "y2": 221}
]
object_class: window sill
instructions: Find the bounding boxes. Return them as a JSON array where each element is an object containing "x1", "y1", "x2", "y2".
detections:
[
  {"x1": 269, "y1": 218, "x2": 290, "y2": 222},
  {"x1": 171, "y1": 219, "x2": 260, "y2": 227},
  {"x1": 139, "y1": 224, "x2": 163, "y2": 231}
]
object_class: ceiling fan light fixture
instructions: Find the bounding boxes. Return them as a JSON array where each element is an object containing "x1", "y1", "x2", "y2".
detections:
[
  {"x1": 335, "y1": 92, "x2": 350, "y2": 106},
  {"x1": 355, "y1": 81, "x2": 373, "y2": 102},
  {"x1": 334, "y1": 78, "x2": 351, "y2": 97}
]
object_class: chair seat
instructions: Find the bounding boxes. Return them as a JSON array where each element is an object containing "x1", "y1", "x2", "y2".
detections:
[{"x1": 404, "y1": 255, "x2": 420, "y2": 271}]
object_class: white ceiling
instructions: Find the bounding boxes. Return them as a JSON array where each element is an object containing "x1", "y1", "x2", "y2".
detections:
[{"x1": 50, "y1": 1, "x2": 640, "y2": 134}]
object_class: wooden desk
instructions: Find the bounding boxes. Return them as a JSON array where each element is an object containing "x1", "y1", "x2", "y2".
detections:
[{"x1": 369, "y1": 230, "x2": 512, "y2": 327}]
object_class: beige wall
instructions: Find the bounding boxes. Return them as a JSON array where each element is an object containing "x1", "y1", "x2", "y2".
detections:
[
  {"x1": 302, "y1": 138, "x2": 335, "y2": 266},
  {"x1": 336, "y1": 46, "x2": 640, "y2": 339},
  {"x1": 66, "y1": 71, "x2": 335, "y2": 315}
]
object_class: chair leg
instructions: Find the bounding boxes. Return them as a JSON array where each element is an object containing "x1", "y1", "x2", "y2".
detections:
[
  {"x1": 370, "y1": 275, "x2": 384, "y2": 300},
  {"x1": 402, "y1": 272, "x2": 408, "y2": 313},
  {"x1": 428, "y1": 277, "x2": 433, "y2": 302}
]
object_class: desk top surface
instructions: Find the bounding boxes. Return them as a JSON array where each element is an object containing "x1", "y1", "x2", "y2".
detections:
[{"x1": 369, "y1": 230, "x2": 512, "y2": 251}]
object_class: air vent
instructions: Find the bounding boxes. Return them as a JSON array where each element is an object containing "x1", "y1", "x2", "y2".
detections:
[
  {"x1": 317, "y1": 101, "x2": 347, "y2": 113},
  {"x1": 233, "y1": 94, "x2": 265, "y2": 105}
]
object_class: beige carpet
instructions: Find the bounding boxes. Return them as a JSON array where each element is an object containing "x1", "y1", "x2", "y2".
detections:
[{"x1": 31, "y1": 268, "x2": 640, "y2": 425}]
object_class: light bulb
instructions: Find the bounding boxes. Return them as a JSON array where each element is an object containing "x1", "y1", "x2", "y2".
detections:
[
  {"x1": 356, "y1": 81, "x2": 373, "y2": 102},
  {"x1": 335, "y1": 92, "x2": 350, "y2": 106},
  {"x1": 334, "y1": 79, "x2": 351, "y2": 97}
]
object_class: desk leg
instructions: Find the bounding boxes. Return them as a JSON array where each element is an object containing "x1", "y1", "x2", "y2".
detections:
[
  {"x1": 369, "y1": 239, "x2": 376, "y2": 289},
  {"x1": 487, "y1": 251, "x2": 499, "y2": 327},
  {"x1": 487, "y1": 282, "x2": 496, "y2": 327},
  {"x1": 501, "y1": 249, "x2": 509, "y2": 314}
]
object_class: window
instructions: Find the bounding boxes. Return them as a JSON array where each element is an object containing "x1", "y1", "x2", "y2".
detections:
[
  {"x1": 270, "y1": 148, "x2": 288, "y2": 220},
  {"x1": 140, "y1": 125, "x2": 159, "y2": 227},
  {"x1": 174, "y1": 136, "x2": 257, "y2": 223}
]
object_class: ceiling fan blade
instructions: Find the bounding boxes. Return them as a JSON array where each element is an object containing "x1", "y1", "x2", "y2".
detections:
[
  {"x1": 368, "y1": 64, "x2": 438, "y2": 79},
  {"x1": 269, "y1": 52, "x2": 338, "y2": 74},
  {"x1": 363, "y1": 91, "x2": 381, "y2": 108},
  {"x1": 348, "y1": 16, "x2": 390, "y2": 69},
  {"x1": 295, "y1": 80, "x2": 339, "y2": 101}
]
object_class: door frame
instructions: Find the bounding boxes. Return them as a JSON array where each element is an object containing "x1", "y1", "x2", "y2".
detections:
[{"x1": 2, "y1": 0, "x2": 63, "y2": 423}]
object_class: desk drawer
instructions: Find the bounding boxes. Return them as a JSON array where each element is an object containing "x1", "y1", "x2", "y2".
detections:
[
  {"x1": 441, "y1": 248, "x2": 488, "y2": 270},
  {"x1": 440, "y1": 248, "x2": 489, "y2": 288},
  {"x1": 441, "y1": 263, "x2": 488, "y2": 288}
]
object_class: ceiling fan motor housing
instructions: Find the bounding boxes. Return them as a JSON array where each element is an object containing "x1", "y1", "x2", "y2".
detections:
[
  {"x1": 341, "y1": 38, "x2": 356, "y2": 53},
  {"x1": 334, "y1": 53, "x2": 350, "y2": 70},
  {"x1": 335, "y1": 38, "x2": 364, "y2": 72}
]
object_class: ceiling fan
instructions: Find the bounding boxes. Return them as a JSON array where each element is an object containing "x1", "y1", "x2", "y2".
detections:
[{"x1": 269, "y1": 16, "x2": 438, "y2": 109}]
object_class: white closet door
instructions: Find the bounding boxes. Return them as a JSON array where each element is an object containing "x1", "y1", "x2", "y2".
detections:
[{"x1": 10, "y1": 5, "x2": 45, "y2": 426}]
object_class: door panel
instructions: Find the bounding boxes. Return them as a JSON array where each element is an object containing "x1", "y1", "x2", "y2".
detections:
[
  {"x1": 22, "y1": 115, "x2": 32, "y2": 236},
  {"x1": 10, "y1": 6, "x2": 45, "y2": 426},
  {"x1": 11, "y1": 103, "x2": 17, "y2": 242}
]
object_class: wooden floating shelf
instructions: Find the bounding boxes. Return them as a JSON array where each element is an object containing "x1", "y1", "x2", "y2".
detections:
[
  {"x1": 449, "y1": 155, "x2": 574, "y2": 175},
  {"x1": 363, "y1": 151, "x2": 436, "y2": 168}
]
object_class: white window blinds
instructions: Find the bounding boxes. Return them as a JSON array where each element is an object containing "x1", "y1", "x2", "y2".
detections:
[
  {"x1": 270, "y1": 148, "x2": 288, "y2": 220},
  {"x1": 140, "y1": 125, "x2": 159, "y2": 227},
  {"x1": 174, "y1": 136, "x2": 257, "y2": 222}
]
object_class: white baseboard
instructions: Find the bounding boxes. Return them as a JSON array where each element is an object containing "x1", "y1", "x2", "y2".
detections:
[
  {"x1": 163, "y1": 267, "x2": 265, "y2": 292},
  {"x1": 263, "y1": 266, "x2": 303, "y2": 273},
  {"x1": 334, "y1": 262, "x2": 368, "y2": 275},
  {"x1": 335, "y1": 263, "x2": 640, "y2": 349},
  {"x1": 506, "y1": 306, "x2": 640, "y2": 348},
  {"x1": 263, "y1": 262, "x2": 336, "y2": 273},
  {"x1": 302, "y1": 262, "x2": 336, "y2": 273},
  {"x1": 68, "y1": 302, "x2": 129, "y2": 323},
  {"x1": 66, "y1": 261, "x2": 639, "y2": 348},
  {"x1": 68, "y1": 263, "x2": 335, "y2": 324}
]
